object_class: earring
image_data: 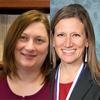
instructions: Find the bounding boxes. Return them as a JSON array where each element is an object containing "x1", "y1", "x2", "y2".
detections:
[{"x1": 85, "y1": 47, "x2": 88, "y2": 63}]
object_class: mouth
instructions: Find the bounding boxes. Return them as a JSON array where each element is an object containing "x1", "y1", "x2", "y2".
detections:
[
  {"x1": 21, "y1": 52, "x2": 37, "y2": 59},
  {"x1": 62, "y1": 49, "x2": 75, "y2": 55}
]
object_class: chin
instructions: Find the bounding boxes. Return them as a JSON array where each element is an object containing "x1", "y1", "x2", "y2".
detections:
[
  {"x1": 62, "y1": 58, "x2": 75, "y2": 64},
  {"x1": 20, "y1": 62, "x2": 35, "y2": 68},
  {"x1": 63, "y1": 60, "x2": 74, "y2": 64}
]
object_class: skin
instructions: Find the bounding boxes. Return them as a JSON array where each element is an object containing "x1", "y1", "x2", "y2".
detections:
[
  {"x1": 53, "y1": 18, "x2": 88, "y2": 83},
  {"x1": 53, "y1": 17, "x2": 88, "y2": 65},
  {"x1": 15, "y1": 22, "x2": 49, "y2": 72},
  {"x1": 7, "y1": 22, "x2": 49, "y2": 96}
]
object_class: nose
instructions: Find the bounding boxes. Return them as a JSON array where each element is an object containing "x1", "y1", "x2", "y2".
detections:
[
  {"x1": 64, "y1": 35, "x2": 72, "y2": 47},
  {"x1": 25, "y1": 39, "x2": 36, "y2": 51}
]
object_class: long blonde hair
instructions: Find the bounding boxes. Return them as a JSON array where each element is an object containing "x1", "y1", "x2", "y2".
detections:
[{"x1": 51, "y1": 4, "x2": 100, "y2": 84}]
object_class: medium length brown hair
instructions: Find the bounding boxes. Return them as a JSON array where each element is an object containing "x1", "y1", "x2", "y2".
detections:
[
  {"x1": 3, "y1": 10, "x2": 50, "y2": 83},
  {"x1": 51, "y1": 4, "x2": 100, "y2": 82}
]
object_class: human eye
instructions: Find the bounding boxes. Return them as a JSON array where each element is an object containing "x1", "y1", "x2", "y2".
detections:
[
  {"x1": 72, "y1": 33, "x2": 81, "y2": 37},
  {"x1": 35, "y1": 37, "x2": 45, "y2": 44},
  {"x1": 19, "y1": 35, "x2": 28, "y2": 42},
  {"x1": 56, "y1": 33, "x2": 65, "y2": 37}
]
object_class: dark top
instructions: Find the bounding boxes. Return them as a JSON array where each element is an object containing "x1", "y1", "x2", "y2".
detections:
[
  {"x1": 52, "y1": 65, "x2": 100, "y2": 100},
  {"x1": 0, "y1": 76, "x2": 50, "y2": 100},
  {"x1": 69, "y1": 66, "x2": 100, "y2": 100}
]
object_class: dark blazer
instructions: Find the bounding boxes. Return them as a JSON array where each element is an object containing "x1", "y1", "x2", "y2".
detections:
[{"x1": 70, "y1": 66, "x2": 100, "y2": 100}]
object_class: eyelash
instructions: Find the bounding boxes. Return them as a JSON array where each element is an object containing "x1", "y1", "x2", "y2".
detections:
[
  {"x1": 57, "y1": 33, "x2": 64, "y2": 37},
  {"x1": 19, "y1": 36, "x2": 28, "y2": 41},
  {"x1": 36, "y1": 38, "x2": 45, "y2": 43},
  {"x1": 19, "y1": 35, "x2": 45, "y2": 44},
  {"x1": 72, "y1": 34, "x2": 80, "y2": 37},
  {"x1": 56, "y1": 33, "x2": 81, "y2": 37}
]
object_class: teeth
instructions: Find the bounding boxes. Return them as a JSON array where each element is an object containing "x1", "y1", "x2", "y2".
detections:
[
  {"x1": 21, "y1": 52, "x2": 36, "y2": 57},
  {"x1": 25, "y1": 54, "x2": 36, "y2": 57},
  {"x1": 62, "y1": 49, "x2": 75, "y2": 53}
]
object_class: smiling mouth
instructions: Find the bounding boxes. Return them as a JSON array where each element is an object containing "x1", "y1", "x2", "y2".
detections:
[
  {"x1": 21, "y1": 52, "x2": 37, "y2": 58},
  {"x1": 62, "y1": 49, "x2": 75, "y2": 55}
]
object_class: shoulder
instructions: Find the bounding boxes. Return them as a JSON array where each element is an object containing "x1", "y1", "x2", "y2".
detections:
[
  {"x1": 42, "y1": 81, "x2": 50, "y2": 92},
  {"x1": 0, "y1": 66, "x2": 6, "y2": 84},
  {"x1": 84, "y1": 81, "x2": 100, "y2": 100},
  {"x1": 0, "y1": 69, "x2": 7, "y2": 91},
  {"x1": 80, "y1": 67, "x2": 100, "y2": 99},
  {"x1": 70, "y1": 66, "x2": 100, "y2": 100}
]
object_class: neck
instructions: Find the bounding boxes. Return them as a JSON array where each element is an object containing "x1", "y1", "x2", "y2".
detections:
[
  {"x1": 60, "y1": 60, "x2": 83, "y2": 83},
  {"x1": 10, "y1": 66, "x2": 44, "y2": 84},
  {"x1": 7, "y1": 67, "x2": 44, "y2": 96}
]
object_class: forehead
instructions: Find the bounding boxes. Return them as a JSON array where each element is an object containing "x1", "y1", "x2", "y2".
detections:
[
  {"x1": 22, "y1": 22, "x2": 48, "y2": 37},
  {"x1": 55, "y1": 17, "x2": 84, "y2": 33}
]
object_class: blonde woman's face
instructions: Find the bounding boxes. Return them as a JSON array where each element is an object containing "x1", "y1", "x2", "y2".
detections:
[
  {"x1": 53, "y1": 18, "x2": 88, "y2": 64},
  {"x1": 14, "y1": 22, "x2": 49, "y2": 70}
]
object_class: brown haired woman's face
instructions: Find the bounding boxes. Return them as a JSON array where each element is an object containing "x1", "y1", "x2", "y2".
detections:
[
  {"x1": 14, "y1": 22, "x2": 49, "y2": 70},
  {"x1": 53, "y1": 18, "x2": 88, "y2": 64}
]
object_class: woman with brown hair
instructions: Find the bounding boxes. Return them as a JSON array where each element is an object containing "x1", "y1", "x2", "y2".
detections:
[
  {"x1": 51, "y1": 4, "x2": 100, "y2": 100},
  {"x1": 0, "y1": 10, "x2": 50, "y2": 100}
]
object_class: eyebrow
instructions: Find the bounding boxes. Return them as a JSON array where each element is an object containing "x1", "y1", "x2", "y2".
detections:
[{"x1": 22, "y1": 32, "x2": 48, "y2": 38}]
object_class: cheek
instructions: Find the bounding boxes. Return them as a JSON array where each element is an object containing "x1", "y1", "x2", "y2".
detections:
[
  {"x1": 53, "y1": 38, "x2": 64, "y2": 48},
  {"x1": 14, "y1": 42, "x2": 25, "y2": 58},
  {"x1": 73, "y1": 37, "x2": 86, "y2": 47},
  {"x1": 14, "y1": 43, "x2": 22, "y2": 56},
  {"x1": 74, "y1": 40, "x2": 86, "y2": 54},
  {"x1": 15, "y1": 42, "x2": 24, "y2": 50},
  {"x1": 37, "y1": 44, "x2": 48, "y2": 55}
]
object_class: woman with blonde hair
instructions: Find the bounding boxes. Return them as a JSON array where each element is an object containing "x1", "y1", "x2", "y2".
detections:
[{"x1": 51, "y1": 4, "x2": 100, "y2": 100}]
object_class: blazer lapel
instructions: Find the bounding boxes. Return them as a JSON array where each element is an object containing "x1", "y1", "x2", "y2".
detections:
[{"x1": 69, "y1": 67, "x2": 93, "y2": 100}]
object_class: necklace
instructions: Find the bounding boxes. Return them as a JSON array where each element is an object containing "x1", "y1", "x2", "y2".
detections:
[{"x1": 54, "y1": 63, "x2": 85, "y2": 100}]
